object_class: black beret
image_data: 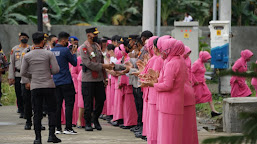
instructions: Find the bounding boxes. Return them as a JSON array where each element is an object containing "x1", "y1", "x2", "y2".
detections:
[
  {"x1": 19, "y1": 32, "x2": 29, "y2": 38},
  {"x1": 141, "y1": 30, "x2": 153, "y2": 39},
  {"x1": 128, "y1": 35, "x2": 139, "y2": 40},
  {"x1": 85, "y1": 27, "x2": 99, "y2": 34}
]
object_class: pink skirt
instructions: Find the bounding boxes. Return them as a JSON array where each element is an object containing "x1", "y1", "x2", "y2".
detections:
[
  {"x1": 112, "y1": 88, "x2": 124, "y2": 121},
  {"x1": 72, "y1": 93, "x2": 79, "y2": 125},
  {"x1": 147, "y1": 103, "x2": 158, "y2": 144},
  {"x1": 193, "y1": 83, "x2": 212, "y2": 104},
  {"x1": 123, "y1": 86, "x2": 138, "y2": 126},
  {"x1": 231, "y1": 81, "x2": 252, "y2": 97},
  {"x1": 106, "y1": 81, "x2": 113, "y2": 115},
  {"x1": 157, "y1": 112, "x2": 183, "y2": 144},
  {"x1": 183, "y1": 105, "x2": 199, "y2": 144},
  {"x1": 77, "y1": 80, "x2": 84, "y2": 108},
  {"x1": 142, "y1": 91, "x2": 148, "y2": 136}
]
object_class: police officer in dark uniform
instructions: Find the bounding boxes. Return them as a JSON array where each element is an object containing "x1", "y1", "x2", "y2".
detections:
[
  {"x1": 8, "y1": 32, "x2": 30, "y2": 118},
  {"x1": 79, "y1": 27, "x2": 114, "y2": 131}
]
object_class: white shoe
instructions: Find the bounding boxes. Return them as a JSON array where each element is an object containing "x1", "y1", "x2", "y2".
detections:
[
  {"x1": 55, "y1": 130, "x2": 62, "y2": 134},
  {"x1": 63, "y1": 128, "x2": 77, "y2": 135}
]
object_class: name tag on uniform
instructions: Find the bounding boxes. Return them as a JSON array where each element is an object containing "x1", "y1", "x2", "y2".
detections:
[{"x1": 53, "y1": 51, "x2": 60, "y2": 56}]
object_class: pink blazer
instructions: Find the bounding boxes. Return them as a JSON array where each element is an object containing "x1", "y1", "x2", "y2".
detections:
[{"x1": 154, "y1": 56, "x2": 186, "y2": 115}]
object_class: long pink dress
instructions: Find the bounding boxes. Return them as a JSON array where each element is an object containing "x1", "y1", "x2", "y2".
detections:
[
  {"x1": 77, "y1": 70, "x2": 86, "y2": 127},
  {"x1": 70, "y1": 56, "x2": 82, "y2": 125},
  {"x1": 147, "y1": 56, "x2": 164, "y2": 144},
  {"x1": 231, "y1": 50, "x2": 253, "y2": 97},
  {"x1": 141, "y1": 55, "x2": 156, "y2": 136},
  {"x1": 192, "y1": 51, "x2": 212, "y2": 104},
  {"x1": 106, "y1": 74, "x2": 113, "y2": 115},
  {"x1": 251, "y1": 60, "x2": 257, "y2": 97},
  {"x1": 183, "y1": 54, "x2": 198, "y2": 144},
  {"x1": 112, "y1": 48, "x2": 124, "y2": 121},
  {"x1": 120, "y1": 56, "x2": 138, "y2": 126},
  {"x1": 154, "y1": 56, "x2": 186, "y2": 144}
]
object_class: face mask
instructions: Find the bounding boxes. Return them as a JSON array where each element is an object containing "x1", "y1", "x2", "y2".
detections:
[
  {"x1": 53, "y1": 41, "x2": 56, "y2": 47},
  {"x1": 65, "y1": 42, "x2": 69, "y2": 47},
  {"x1": 21, "y1": 38, "x2": 28, "y2": 44},
  {"x1": 93, "y1": 36, "x2": 98, "y2": 42}
]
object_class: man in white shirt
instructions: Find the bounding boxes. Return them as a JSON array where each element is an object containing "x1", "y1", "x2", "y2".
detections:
[
  {"x1": 42, "y1": 7, "x2": 52, "y2": 34},
  {"x1": 183, "y1": 12, "x2": 193, "y2": 22}
]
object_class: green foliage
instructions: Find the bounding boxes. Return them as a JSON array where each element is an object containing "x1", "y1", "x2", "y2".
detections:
[
  {"x1": 0, "y1": 73, "x2": 16, "y2": 106},
  {"x1": 203, "y1": 111, "x2": 257, "y2": 144},
  {"x1": 217, "y1": 63, "x2": 257, "y2": 78},
  {"x1": 199, "y1": 36, "x2": 211, "y2": 53},
  {"x1": 0, "y1": 0, "x2": 257, "y2": 26}
]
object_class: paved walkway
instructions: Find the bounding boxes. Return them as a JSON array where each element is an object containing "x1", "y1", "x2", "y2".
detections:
[{"x1": 0, "y1": 106, "x2": 231, "y2": 144}]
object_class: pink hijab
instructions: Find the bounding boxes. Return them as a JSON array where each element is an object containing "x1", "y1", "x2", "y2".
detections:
[
  {"x1": 157, "y1": 35, "x2": 172, "y2": 51},
  {"x1": 114, "y1": 47, "x2": 122, "y2": 59},
  {"x1": 183, "y1": 46, "x2": 191, "y2": 56},
  {"x1": 146, "y1": 36, "x2": 159, "y2": 56},
  {"x1": 199, "y1": 51, "x2": 211, "y2": 63},
  {"x1": 241, "y1": 49, "x2": 253, "y2": 61},
  {"x1": 161, "y1": 39, "x2": 185, "y2": 60}
]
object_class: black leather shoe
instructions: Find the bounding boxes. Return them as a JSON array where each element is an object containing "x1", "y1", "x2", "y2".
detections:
[
  {"x1": 130, "y1": 126, "x2": 138, "y2": 132},
  {"x1": 121, "y1": 125, "x2": 135, "y2": 129},
  {"x1": 211, "y1": 111, "x2": 222, "y2": 118},
  {"x1": 141, "y1": 136, "x2": 147, "y2": 141},
  {"x1": 34, "y1": 132, "x2": 41, "y2": 144},
  {"x1": 135, "y1": 132, "x2": 143, "y2": 138},
  {"x1": 111, "y1": 121, "x2": 119, "y2": 127},
  {"x1": 19, "y1": 113, "x2": 24, "y2": 118},
  {"x1": 47, "y1": 134, "x2": 61, "y2": 143},
  {"x1": 72, "y1": 124, "x2": 76, "y2": 127},
  {"x1": 133, "y1": 126, "x2": 142, "y2": 133},
  {"x1": 41, "y1": 125, "x2": 46, "y2": 130},
  {"x1": 85, "y1": 125, "x2": 93, "y2": 131},
  {"x1": 24, "y1": 123, "x2": 31, "y2": 130},
  {"x1": 94, "y1": 120, "x2": 102, "y2": 131},
  {"x1": 33, "y1": 139, "x2": 42, "y2": 144}
]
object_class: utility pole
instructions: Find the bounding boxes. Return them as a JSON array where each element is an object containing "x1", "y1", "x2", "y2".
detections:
[
  {"x1": 142, "y1": 0, "x2": 156, "y2": 34},
  {"x1": 213, "y1": 0, "x2": 217, "y2": 20},
  {"x1": 156, "y1": 0, "x2": 161, "y2": 36},
  {"x1": 37, "y1": 0, "x2": 43, "y2": 32}
]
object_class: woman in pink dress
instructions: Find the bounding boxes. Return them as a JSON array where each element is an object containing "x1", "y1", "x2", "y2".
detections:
[
  {"x1": 70, "y1": 55, "x2": 82, "y2": 126},
  {"x1": 231, "y1": 49, "x2": 253, "y2": 97},
  {"x1": 111, "y1": 46, "x2": 124, "y2": 125},
  {"x1": 142, "y1": 39, "x2": 187, "y2": 144},
  {"x1": 76, "y1": 70, "x2": 85, "y2": 128},
  {"x1": 119, "y1": 44, "x2": 138, "y2": 128},
  {"x1": 182, "y1": 46, "x2": 198, "y2": 144},
  {"x1": 143, "y1": 36, "x2": 164, "y2": 144},
  {"x1": 192, "y1": 51, "x2": 221, "y2": 117}
]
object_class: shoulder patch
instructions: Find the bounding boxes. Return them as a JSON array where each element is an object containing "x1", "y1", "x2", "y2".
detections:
[
  {"x1": 22, "y1": 52, "x2": 25, "y2": 56},
  {"x1": 11, "y1": 49, "x2": 14, "y2": 55}
]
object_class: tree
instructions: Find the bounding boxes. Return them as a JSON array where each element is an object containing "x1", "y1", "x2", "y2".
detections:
[{"x1": 0, "y1": 0, "x2": 36, "y2": 25}]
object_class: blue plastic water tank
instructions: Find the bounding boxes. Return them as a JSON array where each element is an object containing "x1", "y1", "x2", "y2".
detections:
[{"x1": 211, "y1": 43, "x2": 229, "y2": 69}]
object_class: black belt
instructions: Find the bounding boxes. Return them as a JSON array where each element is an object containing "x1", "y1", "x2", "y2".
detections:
[{"x1": 15, "y1": 68, "x2": 20, "y2": 72}]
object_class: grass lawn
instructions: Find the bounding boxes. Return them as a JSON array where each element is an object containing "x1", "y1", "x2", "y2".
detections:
[{"x1": 0, "y1": 73, "x2": 16, "y2": 105}]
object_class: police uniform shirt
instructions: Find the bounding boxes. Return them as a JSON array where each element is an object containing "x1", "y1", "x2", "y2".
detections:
[
  {"x1": 20, "y1": 46, "x2": 33, "y2": 84},
  {"x1": 20, "y1": 48, "x2": 60, "y2": 90},
  {"x1": 79, "y1": 40, "x2": 105, "y2": 82},
  {"x1": 8, "y1": 44, "x2": 29, "y2": 79}
]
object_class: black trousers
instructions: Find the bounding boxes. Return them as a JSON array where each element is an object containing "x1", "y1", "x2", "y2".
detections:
[
  {"x1": 31, "y1": 88, "x2": 57, "y2": 133},
  {"x1": 15, "y1": 77, "x2": 24, "y2": 113},
  {"x1": 56, "y1": 84, "x2": 75, "y2": 130},
  {"x1": 82, "y1": 82, "x2": 106, "y2": 126},
  {"x1": 21, "y1": 84, "x2": 32, "y2": 124},
  {"x1": 132, "y1": 87, "x2": 143, "y2": 126}
]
